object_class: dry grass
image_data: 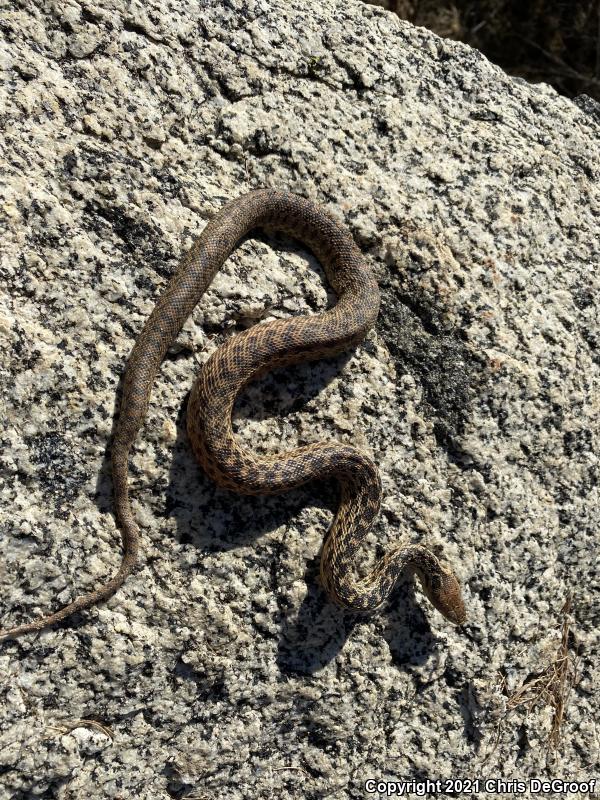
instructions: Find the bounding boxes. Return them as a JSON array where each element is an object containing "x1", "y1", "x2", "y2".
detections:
[
  {"x1": 504, "y1": 596, "x2": 579, "y2": 750},
  {"x1": 45, "y1": 718, "x2": 115, "y2": 740},
  {"x1": 485, "y1": 595, "x2": 580, "y2": 759}
]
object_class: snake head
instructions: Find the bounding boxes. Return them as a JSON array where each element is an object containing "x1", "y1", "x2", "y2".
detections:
[{"x1": 417, "y1": 564, "x2": 466, "y2": 626}]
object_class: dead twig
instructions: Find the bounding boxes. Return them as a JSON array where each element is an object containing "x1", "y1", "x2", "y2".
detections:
[{"x1": 516, "y1": 35, "x2": 600, "y2": 90}]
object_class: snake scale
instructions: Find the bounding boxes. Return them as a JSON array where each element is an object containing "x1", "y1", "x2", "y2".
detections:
[{"x1": 0, "y1": 189, "x2": 465, "y2": 641}]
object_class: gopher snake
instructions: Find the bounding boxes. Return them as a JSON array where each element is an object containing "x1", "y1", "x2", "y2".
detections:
[{"x1": 0, "y1": 189, "x2": 465, "y2": 641}]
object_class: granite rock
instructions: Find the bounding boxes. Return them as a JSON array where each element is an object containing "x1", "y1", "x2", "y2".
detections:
[{"x1": 0, "y1": 0, "x2": 598, "y2": 798}]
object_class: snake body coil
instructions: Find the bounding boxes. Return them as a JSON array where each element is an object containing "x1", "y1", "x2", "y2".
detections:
[{"x1": 1, "y1": 189, "x2": 465, "y2": 641}]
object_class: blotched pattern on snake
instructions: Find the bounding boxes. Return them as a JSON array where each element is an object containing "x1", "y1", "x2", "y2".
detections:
[{"x1": 0, "y1": 189, "x2": 466, "y2": 641}]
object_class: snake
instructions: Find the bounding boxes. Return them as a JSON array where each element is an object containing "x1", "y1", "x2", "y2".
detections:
[{"x1": 0, "y1": 189, "x2": 466, "y2": 641}]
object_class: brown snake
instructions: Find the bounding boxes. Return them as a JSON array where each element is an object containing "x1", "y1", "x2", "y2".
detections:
[{"x1": 0, "y1": 189, "x2": 465, "y2": 641}]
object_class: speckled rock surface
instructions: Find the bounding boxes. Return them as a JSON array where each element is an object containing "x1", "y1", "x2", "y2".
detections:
[{"x1": 1, "y1": 1, "x2": 598, "y2": 798}]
